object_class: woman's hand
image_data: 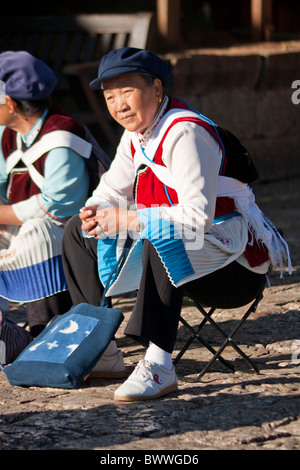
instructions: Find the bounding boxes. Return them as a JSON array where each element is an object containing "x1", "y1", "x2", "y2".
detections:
[
  {"x1": 79, "y1": 205, "x2": 99, "y2": 234},
  {"x1": 80, "y1": 205, "x2": 140, "y2": 239}
]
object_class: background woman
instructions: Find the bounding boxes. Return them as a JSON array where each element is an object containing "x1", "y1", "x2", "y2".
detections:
[{"x1": 0, "y1": 50, "x2": 110, "y2": 337}]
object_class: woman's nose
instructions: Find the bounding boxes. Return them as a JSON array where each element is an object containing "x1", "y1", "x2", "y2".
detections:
[{"x1": 115, "y1": 96, "x2": 129, "y2": 112}]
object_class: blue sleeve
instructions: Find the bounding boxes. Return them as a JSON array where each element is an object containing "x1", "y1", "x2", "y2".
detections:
[
  {"x1": 13, "y1": 146, "x2": 90, "y2": 222},
  {"x1": 39, "y1": 146, "x2": 90, "y2": 219}
]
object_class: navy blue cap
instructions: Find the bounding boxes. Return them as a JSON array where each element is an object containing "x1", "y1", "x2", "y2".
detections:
[
  {"x1": 90, "y1": 47, "x2": 172, "y2": 89},
  {"x1": 0, "y1": 50, "x2": 57, "y2": 100}
]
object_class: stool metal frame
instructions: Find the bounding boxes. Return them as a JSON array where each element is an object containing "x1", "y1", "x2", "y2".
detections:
[{"x1": 173, "y1": 292, "x2": 263, "y2": 379}]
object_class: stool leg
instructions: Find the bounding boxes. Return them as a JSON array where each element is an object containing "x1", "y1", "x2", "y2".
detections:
[
  {"x1": 222, "y1": 299, "x2": 261, "y2": 374},
  {"x1": 195, "y1": 295, "x2": 262, "y2": 379},
  {"x1": 173, "y1": 311, "x2": 211, "y2": 366},
  {"x1": 197, "y1": 340, "x2": 230, "y2": 379},
  {"x1": 173, "y1": 311, "x2": 234, "y2": 371}
]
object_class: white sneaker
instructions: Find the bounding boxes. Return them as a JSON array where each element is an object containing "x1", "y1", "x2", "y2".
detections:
[
  {"x1": 114, "y1": 359, "x2": 178, "y2": 402},
  {"x1": 90, "y1": 350, "x2": 125, "y2": 379}
]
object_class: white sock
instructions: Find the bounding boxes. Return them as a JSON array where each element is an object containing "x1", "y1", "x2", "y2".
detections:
[
  {"x1": 103, "y1": 340, "x2": 119, "y2": 357},
  {"x1": 144, "y1": 342, "x2": 173, "y2": 370}
]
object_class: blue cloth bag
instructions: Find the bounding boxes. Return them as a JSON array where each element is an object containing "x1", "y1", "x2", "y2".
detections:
[
  {"x1": 3, "y1": 303, "x2": 124, "y2": 388},
  {"x1": 3, "y1": 236, "x2": 133, "y2": 389}
]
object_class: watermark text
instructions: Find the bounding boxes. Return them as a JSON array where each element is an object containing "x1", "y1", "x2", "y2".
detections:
[{"x1": 291, "y1": 80, "x2": 300, "y2": 105}]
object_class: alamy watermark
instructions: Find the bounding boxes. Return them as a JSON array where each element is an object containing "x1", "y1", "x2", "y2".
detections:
[
  {"x1": 0, "y1": 80, "x2": 5, "y2": 104},
  {"x1": 93, "y1": 199, "x2": 205, "y2": 250},
  {"x1": 291, "y1": 80, "x2": 300, "y2": 105}
]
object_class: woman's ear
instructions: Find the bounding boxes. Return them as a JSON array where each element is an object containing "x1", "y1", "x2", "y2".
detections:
[
  {"x1": 5, "y1": 95, "x2": 18, "y2": 115},
  {"x1": 153, "y1": 78, "x2": 163, "y2": 101}
]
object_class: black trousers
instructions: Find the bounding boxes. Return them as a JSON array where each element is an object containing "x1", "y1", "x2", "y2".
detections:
[
  {"x1": 62, "y1": 215, "x2": 266, "y2": 354},
  {"x1": 26, "y1": 290, "x2": 73, "y2": 337}
]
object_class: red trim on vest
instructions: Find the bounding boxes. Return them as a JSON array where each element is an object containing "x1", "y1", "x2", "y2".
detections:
[
  {"x1": 244, "y1": 232, "x2": 270, "y2": 267},
  {"x1": 133, "y1": 98, "x2": 225, "y2": 208},
  {"x1": 2, "y1": 106, "x2": 85, "y2": 204},
  {"x1": 132, "y1": 98, "x2": 269, "y2": 267}
]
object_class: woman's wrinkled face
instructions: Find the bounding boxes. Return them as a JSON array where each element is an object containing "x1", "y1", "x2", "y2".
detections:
[{"x1": 102, "y1": 73, "x2": 163, "y2": 133}]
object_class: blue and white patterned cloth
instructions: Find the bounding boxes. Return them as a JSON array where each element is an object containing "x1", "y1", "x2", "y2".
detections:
[{"x1": 3, "y1": 303, "x2": 124, "y2": 388}]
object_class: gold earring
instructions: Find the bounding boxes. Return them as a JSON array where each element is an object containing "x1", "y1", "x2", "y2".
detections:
[{"x1": 157, "y1": 97, "x2": 162, "y2": 103}]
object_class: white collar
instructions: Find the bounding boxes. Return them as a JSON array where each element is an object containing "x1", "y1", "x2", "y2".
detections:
[{"x1": 137, "y1": 96, "x2": 169, "y2": 147}]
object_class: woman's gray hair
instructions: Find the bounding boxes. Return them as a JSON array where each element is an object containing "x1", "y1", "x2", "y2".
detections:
[
  {"x1": 100, "y1": 73, "x2": 157, "y2": 91},
  {"x1": 13, "y1": 98, "x2": 51, "y2": 117}
]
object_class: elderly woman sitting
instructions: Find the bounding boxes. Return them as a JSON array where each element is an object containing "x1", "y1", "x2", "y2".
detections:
[{"x1": 62, "y1": 48, "x2": 291, "y2": 401}]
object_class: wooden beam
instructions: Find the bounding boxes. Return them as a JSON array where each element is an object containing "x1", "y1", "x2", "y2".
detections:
[
  {"x1": 156, "y1": 0, "x2": 181, "y2": 49},
  {"x1": 251, "y1": 0, "x2": 274, "y2": 41}
]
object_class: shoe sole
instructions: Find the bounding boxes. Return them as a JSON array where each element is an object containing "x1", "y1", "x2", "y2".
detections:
[
  {"x1": 89, "y1": 370, "x2": 126, "y2": 379},
  {"x1": 114, "y1": 383, "x2": 178, "y2": 402}
]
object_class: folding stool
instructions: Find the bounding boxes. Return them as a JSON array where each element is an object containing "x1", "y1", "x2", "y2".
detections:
[{"x1": 173, "y1": 291, "x2": 264, "y2": 379}]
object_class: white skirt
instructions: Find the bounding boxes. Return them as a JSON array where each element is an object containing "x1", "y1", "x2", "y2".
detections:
[
  {"x1": 0, "y1": 219, "x2": 67, "y2": 302},
  {"x1": 98, "y1": 215, "x2": 249, "y2": 298}
]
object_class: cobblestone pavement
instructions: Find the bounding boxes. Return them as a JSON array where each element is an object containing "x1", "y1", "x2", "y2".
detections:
[{"x1": 0, "y1": 178, "x2": 299, "y2": 452}]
